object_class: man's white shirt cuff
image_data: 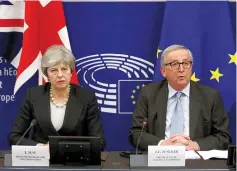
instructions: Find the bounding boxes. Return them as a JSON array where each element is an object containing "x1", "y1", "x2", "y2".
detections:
[{"x1": 158, "y1": 139, "x2": 164, "y2": 146}]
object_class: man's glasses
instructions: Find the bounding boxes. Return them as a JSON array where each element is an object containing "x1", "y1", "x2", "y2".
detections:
[{"x1": 164, "y1": 61, "x2": 192, "y2": 69}]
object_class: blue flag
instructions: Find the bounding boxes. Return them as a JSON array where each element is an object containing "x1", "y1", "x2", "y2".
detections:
[{"x1": 153, "y1": 1, "x2": 236, "y2": 143}]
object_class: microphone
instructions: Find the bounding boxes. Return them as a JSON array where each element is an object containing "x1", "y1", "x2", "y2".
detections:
[
  {"x1": 135, "y1": 118, "x2": 147, "y2": 155},
  {"x1": 16, "y1": 119, "x2": 37, "y2": 145}
]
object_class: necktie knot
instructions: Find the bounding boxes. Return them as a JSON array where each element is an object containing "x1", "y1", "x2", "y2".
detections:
[
  {"x1": 176, "y1": 92, "x2": 183, "y2": 99},
  {"x1": 174, "y1": 91, "x2": 183, "y2": 100}
]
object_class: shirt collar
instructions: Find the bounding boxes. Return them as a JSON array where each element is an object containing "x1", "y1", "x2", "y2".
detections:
[{"x1": 168, "y1": 82, "x2": 190, "y2": 99}]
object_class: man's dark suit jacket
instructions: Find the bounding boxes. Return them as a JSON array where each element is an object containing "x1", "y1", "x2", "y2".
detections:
[
  {"x1": 129, "y1": 80, "x2": 231, "y2": 151},
  {"x1": 8, "y1": 83, "x2": 106, "y2": 150}
]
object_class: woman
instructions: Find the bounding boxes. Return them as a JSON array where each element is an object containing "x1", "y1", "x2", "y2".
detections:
[{"x1": 8, "y1": 45, "x2": 106, "y2": 150}]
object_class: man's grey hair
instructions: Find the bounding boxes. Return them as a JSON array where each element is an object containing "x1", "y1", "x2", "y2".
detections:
[
  {"x1": 41, "y1": 45, "x2": 76, "y2": 76},
  {"x1": 160, "y1": 45, "x2": 194, "y2": 67}
]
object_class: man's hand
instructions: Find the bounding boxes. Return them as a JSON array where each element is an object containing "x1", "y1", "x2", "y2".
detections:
[
  {"x1": 160, "y1": 134, "x2": 190, "y2": 146},
  {"x1": 170, "y1": 134, "x2": 190, "y2": 146},
  {"x1": 160, "y1": 139, "x2": 176, "y2": 146},
  {"x1": 162, "y1": 134, "x2": 200, "y2": 151},
  {"x1": 186, "y1": 140, "x2": 200, "y2": 151}
]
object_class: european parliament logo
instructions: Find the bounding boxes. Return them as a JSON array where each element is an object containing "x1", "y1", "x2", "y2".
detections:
[{"x1": 76, "y1": 53, "x2": 154, "y2": 114}]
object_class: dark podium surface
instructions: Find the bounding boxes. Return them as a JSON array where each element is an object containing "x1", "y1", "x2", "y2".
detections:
[{"x1": 0, "y1": 151, "x2": 230, "y2": 170}]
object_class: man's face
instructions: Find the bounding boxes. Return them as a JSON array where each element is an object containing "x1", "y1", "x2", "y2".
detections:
[{"x1": 160, "y1": 49, "x2": 192, "y2": 91}]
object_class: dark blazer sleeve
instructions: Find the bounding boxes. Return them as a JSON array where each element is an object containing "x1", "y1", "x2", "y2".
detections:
[
  {"x1": 8, "y1": 88, "x2": 38, "y2": 146},
  {"x1": 195, "y1": 91, "x2": 231, "y2": 150},
  {"x1": 86, "y1": 92, "x2": 106, "y2": 150},
  {"x1": 129, "y1": 87, "x2": 162, "y2": 151}
]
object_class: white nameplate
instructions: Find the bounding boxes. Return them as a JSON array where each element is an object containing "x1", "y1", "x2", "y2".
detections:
[
  {"x1": 148, "y1": 146, "x2": 185, "y2": 167},
  {"x1": 12, "y1": 145, "x2": 49, "y2": 166}
]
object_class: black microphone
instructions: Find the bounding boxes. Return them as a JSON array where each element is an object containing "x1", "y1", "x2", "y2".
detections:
[
  {"x1": 16, "y1": 119, "x2": 37, "y2": 145},
  {"x1": 135, "y1": 118, "x2": 147, "y2": 155}
]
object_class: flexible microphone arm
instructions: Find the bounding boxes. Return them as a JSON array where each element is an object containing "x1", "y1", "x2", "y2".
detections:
[
  {"x1": 16, "y1": 119, "x2": 37, "y2": 145},
  {"x1": 135, "y1": 120, "x2": 147, "y2": 155}
]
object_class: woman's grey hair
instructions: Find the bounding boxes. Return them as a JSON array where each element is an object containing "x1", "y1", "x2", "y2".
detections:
[
  {"x1": 41, "y1": 45, "x2": 76, "y2": 76},
  {"x1": 160, "y1": 45, "x2": 193, "y2": 67}
]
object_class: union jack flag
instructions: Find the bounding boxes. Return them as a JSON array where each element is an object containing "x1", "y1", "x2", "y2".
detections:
[{"x1": 0, "y1": 0, "x2": 78, "y2": 94}]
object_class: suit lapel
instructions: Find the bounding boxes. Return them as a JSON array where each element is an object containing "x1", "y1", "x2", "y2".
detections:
[
  {"x1": 58, "y1": 85, "x2": 83, "y2": 135},
  {"x1": 155, "y1": 81, "x2": 168, "y2": 138},
  {"x1": 189, "y1": 81, "x2": 201, "y2": 139},
  {"x1": 33, "y1": 83, "x2": 59, "y2": 136}
]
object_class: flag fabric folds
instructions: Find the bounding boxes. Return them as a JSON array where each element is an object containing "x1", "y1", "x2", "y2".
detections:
[
  {"x1": 0, "y1": 0, "x2": 78, "y2": 94},
  {"x1": 153, "y1": 1, "x2": 236, "y2": 143}
]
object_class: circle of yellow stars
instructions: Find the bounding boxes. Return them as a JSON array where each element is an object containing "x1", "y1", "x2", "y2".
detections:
[
  {"x1": 131, "y1": 84, "x2": 145, "y2": 105},
  {"x1": 157, "y1": 48, "x2": 236, "y2": 83}
]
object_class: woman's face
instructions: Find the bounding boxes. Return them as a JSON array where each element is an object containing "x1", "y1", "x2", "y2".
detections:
[{"x1": 47, "y1": 62, "x2": 72, "y2": 90}]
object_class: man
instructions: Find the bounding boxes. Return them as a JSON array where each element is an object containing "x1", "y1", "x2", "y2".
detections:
[{"x1": 129, "y1": 45, "x2": 230, "y2": 151}]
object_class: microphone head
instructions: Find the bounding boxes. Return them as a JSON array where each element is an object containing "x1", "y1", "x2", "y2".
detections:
[
  {"x1": 142, "y1": 118, "x2": 148, "y2": 125},
  {"x1": 31, "y1": 119, "x2": 37, "y2": 126}
]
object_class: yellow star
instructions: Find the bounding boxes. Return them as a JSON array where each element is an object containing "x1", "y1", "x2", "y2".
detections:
[
  {"x1": 131, "y1": 95, "x2": 134, "y2": 99},
  {"x1": 132, "y1": 101, "x2": 136, "y2": 104},
  {"x1": 191, "y1": 72, "x2": 200, "y2": 82},
  {"x1": 156, "y1": 48, "x2": 162, "y2": 58},
  {"x1": 132, "y1": 90, "x2": 136, "y2": 93},
  {"x1": 210, "y1": 67, "x2": 223, "y2": 82},
  {"x1": 228, "y1": 52, "x2": 236, "y2": 65},
  {"x1": 136, "y1": 85, "x2": 140, "y2": 89},
  {"x1": 142, "y1": 84, "x2": 145, "y2": 87}
]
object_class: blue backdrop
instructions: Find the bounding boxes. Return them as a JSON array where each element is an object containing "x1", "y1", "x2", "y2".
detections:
[{"x1": 0, "y1": 2, "x2": 236, "y2": 151}]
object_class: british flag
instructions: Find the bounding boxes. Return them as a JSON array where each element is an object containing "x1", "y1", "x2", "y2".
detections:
[{"x1": 0, "y1": 0, "x2": 78, "y2": 94}]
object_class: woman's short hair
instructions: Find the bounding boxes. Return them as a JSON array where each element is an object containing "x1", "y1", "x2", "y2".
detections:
[
  {"x1": 41, "y1": 45, "x2": 76, "y2": 76},
  {"x1": 160, "y1": 44, "x2": 194, "y2": 67}
]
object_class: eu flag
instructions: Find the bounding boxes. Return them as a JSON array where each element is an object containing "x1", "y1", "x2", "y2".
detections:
[
  {"x1": 153, "y1": 1, "x2": 236, "y2": 143},
  {"x1": 119, "y1": 80, "x2": 152, "y2": 114}
]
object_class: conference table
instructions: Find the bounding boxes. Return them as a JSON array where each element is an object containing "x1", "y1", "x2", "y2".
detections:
[{"x1": 0, "y1": 151, "x2": 231, "y2": 170}]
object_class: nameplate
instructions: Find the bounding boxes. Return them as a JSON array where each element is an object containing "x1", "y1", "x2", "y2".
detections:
[
  {"x1": 148, "y1": 146, "x2": 185, "y2": 167},
  {"x1": 12, "y1": 145, "x2": 49, "y2": 166}
]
